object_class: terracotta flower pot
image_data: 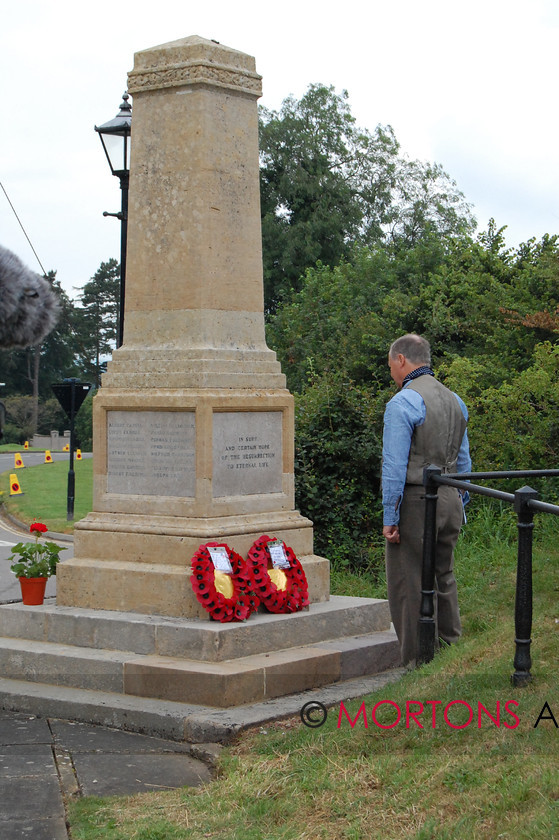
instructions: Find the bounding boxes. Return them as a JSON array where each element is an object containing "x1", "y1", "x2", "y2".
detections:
[{"x1": 18, "y1": 576, "x2": 47, "y2": 606}]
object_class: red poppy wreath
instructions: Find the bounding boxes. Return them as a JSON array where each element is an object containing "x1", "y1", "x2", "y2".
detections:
[
  {"x1": 247, "y1": 535, "x2": 309, "y2": 614},
  {"x1": 190, "y1": 542, "x2": 259, "y2": 623}
]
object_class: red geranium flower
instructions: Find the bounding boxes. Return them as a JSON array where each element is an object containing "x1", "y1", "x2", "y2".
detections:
[{"x1": 29, "y1": 522, "x2": 48, "y2": 534}]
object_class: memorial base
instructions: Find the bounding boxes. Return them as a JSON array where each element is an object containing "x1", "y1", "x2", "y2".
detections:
[
  {"x1": 90, "y1": 388, "x2": 298, "y2": 521},
  {"x1": 56, "y1": 510, "x2": 329, "y2": 618},
  {"x1": 0, "y1": 598, "x2": 400, "y2": 731},
  {"x1": 55, "y1": 385, "x2": 332, "y2": 618}
]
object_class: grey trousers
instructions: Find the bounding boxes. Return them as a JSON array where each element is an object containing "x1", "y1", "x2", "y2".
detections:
[{"x1": 385, "y1": 484, "x2": 463, "y2": 666}]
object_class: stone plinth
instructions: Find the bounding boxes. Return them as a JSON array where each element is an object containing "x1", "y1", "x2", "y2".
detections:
[
  {"x1": 0, "y1": 599, "x2": 400, "y2": 710},
  {"x1": 56, "y1": 36, "x2": 329, "y2": 617}
]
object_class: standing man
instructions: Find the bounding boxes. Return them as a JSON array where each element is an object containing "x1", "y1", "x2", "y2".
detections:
[{"x1": 382, "y1": 334, "x2": 471, "y2": 667}]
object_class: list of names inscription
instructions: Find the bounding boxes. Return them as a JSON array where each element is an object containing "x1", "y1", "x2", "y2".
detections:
[{"x1": 107, "y1": 410, "x2": 196, "y2": 497}]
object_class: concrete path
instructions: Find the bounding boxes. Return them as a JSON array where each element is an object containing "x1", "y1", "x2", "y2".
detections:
[{"x1": 0, "y1": 711, "x2": 215, "y2": 839}]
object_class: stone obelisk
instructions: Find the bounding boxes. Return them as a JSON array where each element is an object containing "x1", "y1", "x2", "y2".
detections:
[{"x1": 57, "y1": 36, "x2": 329, "y2": 618}]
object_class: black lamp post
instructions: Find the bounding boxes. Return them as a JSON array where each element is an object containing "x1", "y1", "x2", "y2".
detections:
[
  {"x1": 51, "y1": 379, "x2": 93, "y2": 520},
  {"x1": 95, "y1": 92, "x2": 132, "y2": 348}
]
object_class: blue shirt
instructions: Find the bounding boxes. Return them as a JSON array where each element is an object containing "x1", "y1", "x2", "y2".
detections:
[{"x1": 382, "y1": 383, "x2": 472, "y2": 526}]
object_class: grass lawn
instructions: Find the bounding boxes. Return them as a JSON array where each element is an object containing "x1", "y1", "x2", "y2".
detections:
[
  {"x1": 66, "y1": 501, "x2": 559, "y2": 840},
  {"x1": 0, "y1": 457, "x2": 93, "y2": 534},
  {"x1": 0, "y1": 444, "x2": 49, "y2": 452}
]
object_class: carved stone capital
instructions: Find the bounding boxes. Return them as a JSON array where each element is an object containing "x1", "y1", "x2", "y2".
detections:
[
  {"x1": 128, "y1": 59, "x2": 262, "y2": 97},
  {"x1": 127, "y1": 35, "x2": 262, "y2": 97}
]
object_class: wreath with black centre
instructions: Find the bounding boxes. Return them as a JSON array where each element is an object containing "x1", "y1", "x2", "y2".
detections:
[
  {"x1": 190, "y1": 542, "x2": 259, "y2": 622},
  {"x1": 247, "y1": 535, "x2": 309, "y2": 614}
]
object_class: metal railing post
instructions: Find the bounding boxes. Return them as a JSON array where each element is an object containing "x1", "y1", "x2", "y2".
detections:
[
  {"x1": 512, "y1": 485, "x2": 538, "y2": 686},
  {"x1": 418, "y1": 465, "x2": 441, "y2": 665}
]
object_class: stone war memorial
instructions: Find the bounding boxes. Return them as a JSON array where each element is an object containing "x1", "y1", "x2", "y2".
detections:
[{"x1": 0, "y1": 36, "x2": 399, "y2": 739}]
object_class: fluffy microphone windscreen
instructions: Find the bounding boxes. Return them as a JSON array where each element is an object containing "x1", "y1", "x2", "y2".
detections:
[{"x1": 0, "y1": 245, "x2": 60, "y2": 348}]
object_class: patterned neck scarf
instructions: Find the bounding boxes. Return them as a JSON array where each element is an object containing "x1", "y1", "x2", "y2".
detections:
[{"x1": 403, "y1": 366, "x2": 435, "y2": 387}]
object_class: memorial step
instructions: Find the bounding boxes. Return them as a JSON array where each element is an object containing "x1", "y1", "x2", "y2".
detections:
[
  {"x1": 0, "y1": 636, "x2": 129, "y2": 692},
  {"x1": 122, "y1": 631, "x2": 399, "y2": 706},
  {"x1": 0, "y1": 596, "x2": 391, "y2": 661},
  {"x1": 0, "y1": 664, "x2": 406, "y2": 744},
  {"x1": 0, "y1": 628, "x2": 399, "y2": 707},
  {"x1": 0, "y1": 596, "x2": 400, "y2": 712}
]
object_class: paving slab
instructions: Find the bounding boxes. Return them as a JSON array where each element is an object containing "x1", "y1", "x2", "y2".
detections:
[
  {"x1": 49, "y1": 719, "x2": 192, "y2": 754},
  {"x1": 0, "y1": 816, "x2": 69, "y2": 840},
  {"x1": 72, "y1": 752, "x2": 211, "y2": 797},
  {"x1": 0, "y1": 715, "x2": 52, "y2": 745},
  {"x1": 0, "y1": 775, "x2": 64, "y2": 819},
  {"x1": 0, "y1": 711, "x2": 218, "y2": 840},
  {"x1": 51, "y1": 719, "x2": 214, "y2": 797},
  {"x1": 0, "y1": 714, "x2": 68, "y2": 839},
  {"x1": 0, "y1": 743, "x2": 55, "y2": 775}
]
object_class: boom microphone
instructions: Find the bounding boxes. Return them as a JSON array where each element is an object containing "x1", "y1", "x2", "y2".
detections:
[{"x1": 0, "y1": 245, "x2": 60, "y2": 348}]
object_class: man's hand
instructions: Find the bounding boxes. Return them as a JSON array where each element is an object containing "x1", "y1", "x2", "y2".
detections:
[{"x1": 383, "y1": 525, "x2": 400, "y2": 544}]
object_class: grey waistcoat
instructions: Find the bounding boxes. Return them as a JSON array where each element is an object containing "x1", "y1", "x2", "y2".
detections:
[{"x1": 405, "y1": 375, "x2": 467, "y2": 485}]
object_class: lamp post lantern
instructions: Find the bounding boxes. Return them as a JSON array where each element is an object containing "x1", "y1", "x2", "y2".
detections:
[{"x1": 95, "y1": 92, "x2": 132, "y2": 348}]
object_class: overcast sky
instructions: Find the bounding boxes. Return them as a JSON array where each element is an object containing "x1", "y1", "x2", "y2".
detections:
[{"x1": 1, "y1": 0, "x2": 558, "y2": 298}]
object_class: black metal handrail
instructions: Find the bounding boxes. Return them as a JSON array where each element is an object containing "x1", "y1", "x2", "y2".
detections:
[{"x1": 419, "y1": 466, "x2": 559, "y2": 685}]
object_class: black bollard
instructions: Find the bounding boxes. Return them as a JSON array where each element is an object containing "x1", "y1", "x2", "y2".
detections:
[{"x1": 512, "y1": 485, "x2": 538, "y2": 686}]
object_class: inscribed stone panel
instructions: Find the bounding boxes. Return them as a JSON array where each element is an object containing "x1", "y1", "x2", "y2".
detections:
[
  {"x1": 213, "y1": 411, "x2": 282, "y2": 497},
  {"x1": 107, "y1": 410, "x2": 195, "y2": 497}
]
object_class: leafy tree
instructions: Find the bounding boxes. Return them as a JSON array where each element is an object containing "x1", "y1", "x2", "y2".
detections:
[
  {"x1": 423, "y1": 225, "x2": 559, "y2": 388},
  {"x1": 3, "y1": 396, "x2": 40, "y2": 442},
  {"x1": 73, "y1": 259, "x2": 119, "y2": 388},
  {"x1": 38, "y1": 277, "x2": 82, "y2": 388},
  {"x1": 36, "y1": 398, "x2": 67, "y2": 436},
  {"x1": 2, "y1": 395, "x2": 67, "y2": 443},
  {"x1": 444, "y1": 343, "x2": 559, "y2": 484},
  {"x1": 266, "y1": 233, "x2": 452, "y2": 392},
  {"x1": 259, "y1": 83, "x2": 475, "y2": 310},
  {"x1": 269, "y1": 225, "x2": 559, "y2": 396},
  {"x1": 260, "y1": 84, "x2": 399, "y2": 308},
  {"x1": 386, "y1": 160, "x2": 475, "y2": 247},
  {"x1": 500, "y1": 233, "x2": 559, "y2": 336},
  {"x1": 294, "y1": 374, "x2": 385, "y2": 570}
]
